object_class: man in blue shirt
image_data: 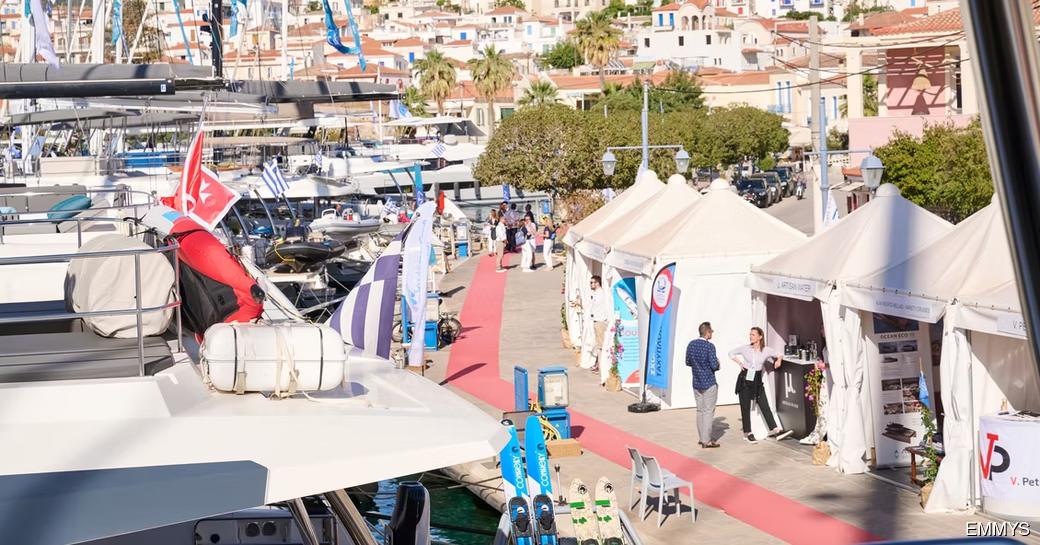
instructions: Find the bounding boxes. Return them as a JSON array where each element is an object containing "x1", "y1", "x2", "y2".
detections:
[{"x1": 686, "y1": 322, "x2": 720, "y2": 448}]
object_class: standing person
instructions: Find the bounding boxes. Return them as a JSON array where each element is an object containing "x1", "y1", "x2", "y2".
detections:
[
  {"x1": 584, "y1": 275, "x2": 610, "y2": 373},
  {"x1": 494, "y1": 214, "x2": 507, "y2": 273},
  {"x1": 729, "y1": 327, "x2": 793, "y2": 443},
  {"x1": 504, "y1": 203, "x2": 520, "y2": 253},
  {"x1": 541, "y1": 215, "x2": 556, "y2": 270},
  {"x1": 521, "y1": 217, "x2": 537, "y2": 272},
  {"x1": 686, "y1": 322, "x2": 720, "y2": 448},
  {"x1": 484, "y1": 210, "x2": 498, "y2": 257},
  {"x1": 524, "y1": 203, "x2": 535, "y2": 223}
]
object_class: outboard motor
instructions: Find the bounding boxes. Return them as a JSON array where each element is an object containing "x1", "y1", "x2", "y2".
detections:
[{"x1": 385, "y1": 482, "x2": 431, "y2": 545}]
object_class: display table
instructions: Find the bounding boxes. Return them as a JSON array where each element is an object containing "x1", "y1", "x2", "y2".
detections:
[
  {"x1": 904, "y1": 445, "x2": 945, "y2": 487},
  {"x1": 979, "y1": 413, "x2": 1040, "y2": 521},
  {"x1": 774, "y1": 357, "x2": 818, "y2": 439}
]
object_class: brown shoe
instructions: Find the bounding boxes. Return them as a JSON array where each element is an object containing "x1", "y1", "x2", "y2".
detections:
[{"x1": 707, "y1": 442, "x2": 721, "y2": 448}]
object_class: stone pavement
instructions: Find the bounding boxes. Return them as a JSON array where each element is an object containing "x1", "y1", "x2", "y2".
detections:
[{"x1": 423, "y1": 250, "x2": 1039, "y2": 545}]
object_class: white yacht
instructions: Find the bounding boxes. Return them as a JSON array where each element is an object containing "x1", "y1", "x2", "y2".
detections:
[{"x1": 0, "y1": 188, "x2": 507, "y2": 545}]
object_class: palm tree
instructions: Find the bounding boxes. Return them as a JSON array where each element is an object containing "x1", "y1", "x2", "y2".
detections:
[
  {"x1": 518, "y1": 80, "x2": 559, "y2": 107},
  {"x1": 401, "y1": 86, "x2": 430, "y2": 117},
  {"x1": 575, "y1": 10, "x2": 622, "y2": 91},
  {"x1": 468, "y1": 45, "x2": 516, "y2": 137},
  {"x1": 414, "y1": 50, "x2": 457, "y2": 115}
]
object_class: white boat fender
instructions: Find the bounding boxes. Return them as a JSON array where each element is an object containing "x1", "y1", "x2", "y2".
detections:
[{"x1": 201, "y1": 322, "x2": 346, "y2": 395}]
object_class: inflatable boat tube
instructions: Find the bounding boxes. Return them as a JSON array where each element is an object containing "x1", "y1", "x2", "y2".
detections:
[{"x1": 47, "y1": 195, "x2": 92, "y2": 220}]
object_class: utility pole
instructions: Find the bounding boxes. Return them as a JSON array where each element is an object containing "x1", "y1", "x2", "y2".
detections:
[
  {"x1": 809, "y1": 15, "x2": 821, "y2": 146},
  {"x1": 640, "y1": 79, "x2": 650, "y2": 173}
]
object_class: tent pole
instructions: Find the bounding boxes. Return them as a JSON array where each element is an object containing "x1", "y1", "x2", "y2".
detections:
[{"x1": 966, "y1": 328, "x2": 978, "y2": 511}]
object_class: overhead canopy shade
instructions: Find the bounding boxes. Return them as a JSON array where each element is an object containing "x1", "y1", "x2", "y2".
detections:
[
  {"x1": 578, "y1": 175, "x2": 700, "y2": 263},
  {"x1": 748, "y1": 184, "x2": 952, "y2": 301},
  {"x1": 230, "y1": 80, "x2": 399, "y2": 103},
  {"x1": 2, "y1": 108, "x2": 134, "y2": 127},
  {"x1": 842, "y1": 199, "x2": 1013, "y2": 324},
  {"x1": 0, "y1": 64, "x2": 217, "y2": 99},
  {"x1": 563, "y1": 170, "x2": 665, "y2": 247}
]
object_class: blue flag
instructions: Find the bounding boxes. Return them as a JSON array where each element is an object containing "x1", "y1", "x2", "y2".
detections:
[
  {"x1": 322, "y1": 0, "x2": 367, "y2": 71},
  {"x1": 112, "y1": 0, "x2": 123, "y2": 46},
  {"x1": 412, "y1": 163, "x2": 425, "y2": 205},
  {"x1": 503, "y1": 184, "x2": 511, "y2": 202},
  {"x1": 918, "y1": 371, "x2": 931, "y2": 411},
  {"x1": 646, "y1": 263, "x2": 677, "y2": 389},
  {"x1": 229, "y1": 0, "x2": 247, "y2": 37}
]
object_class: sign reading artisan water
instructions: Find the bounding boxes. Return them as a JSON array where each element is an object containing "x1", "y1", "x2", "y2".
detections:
[
  {"x1": 612, "y1": 277, "x2": 640, "y2": 385},
  {"x1": 646, "y1": 263, "x2": 676, "y2": 389},
  {"x1": 979, "y1": 414, "x2": 1040, "y2": 518}
]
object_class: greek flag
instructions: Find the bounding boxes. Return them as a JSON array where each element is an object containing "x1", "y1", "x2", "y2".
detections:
[
  {"x1": 329, "y1": 226, "x2": 412, "y2": 359},
  {"x1": 431, "y1": 143, "x2": 446, "y2": 158},
  {"x1": 383, "y1": 199, "x2": 400, "y2": 216},
  {"x1": 313, "y1": 151, "x2": 324, "y2": 170},
  {"x1": 260, "y1": 160, "x2": 290, "y2": 197},
  {"x1": 389, "y1": 100, "x2": 411, "y2": 119}
]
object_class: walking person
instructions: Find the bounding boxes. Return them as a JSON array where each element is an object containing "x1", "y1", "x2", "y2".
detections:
[
  {"x1": 541, "y1": 215, "x2": 556, "y2": 270},
  {"x1": 583, "y1": 275, "x2": 610, "y2": 374},
  {"x1": 484, "y1": 210, "x2": 498, "y2": 257},
  {"x1": 729, "y1": 327, "x2": 793, "y2": 443},
  {"x1": 494, "y1": 214, "x2": 507, "y2": 273},
  {"x1": 504, "y1": 203, "x2": 520, "y2": 253},
  {"x1": 686, "y1": 322, "x2": 720, "y2": 448},
  {"x1": 521, "y1": 217, "x2": 537, "y2": 272}
]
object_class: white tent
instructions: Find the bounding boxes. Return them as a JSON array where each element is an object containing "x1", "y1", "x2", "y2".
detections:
[
  {"x1": 606, "y1": 179, "x2": 807, "y2": 410},
  {"x1": 748, "y1": 184, "x2": 953, "y2": 474},
  {"x1": 563, "y1": 172, "x2": 665, "y2": 347},
  {"x1": 575, "y1": 174, "x2": 701, "y2": 262},
  {"x1": 841, "y1": 200, "x2": 1040, "y2": 512}
]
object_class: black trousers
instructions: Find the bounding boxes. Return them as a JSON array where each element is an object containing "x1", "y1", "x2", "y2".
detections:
[
  {"x1": 737, "y1": 371, "x2": 778, "y2": 433},
  {"x1": 505, "y1": 227, "x2": 517, "y2": 252}
]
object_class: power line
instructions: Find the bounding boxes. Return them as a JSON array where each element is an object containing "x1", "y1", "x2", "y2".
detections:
[{"x1": 774, "y1": 29, "x2": 965, "y2": 50}]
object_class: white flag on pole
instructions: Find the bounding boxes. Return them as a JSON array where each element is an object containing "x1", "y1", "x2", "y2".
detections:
[
  {"x1": 401, "y1": 201, "x2": 437, "y2": 366},
  {"x1": 30, "y1": 0, "x2": 60, "y2": 69}
]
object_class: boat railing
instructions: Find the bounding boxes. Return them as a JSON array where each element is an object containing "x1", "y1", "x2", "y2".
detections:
[
  {"x1": 0, "y1": 218, "x2": 183, "y2": 376},
  {"x1": 0, "y1": 187, "x2": 158, "y2": 246}
]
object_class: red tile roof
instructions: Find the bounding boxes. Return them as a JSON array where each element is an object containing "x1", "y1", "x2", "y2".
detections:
[
  {"x1": 716, "y1": 8, "x2": 738, "y2": 17},
  {"x1": 870, "y1": 7, "x2": 1038, "y2": 36},
  {"x1": 652, "y1": 2, "x2": 681, "y2": 12},
  {"x1": 901, "y1": 6, "x2": 928, "y2": 16},
  {"x1": 444, "y1": 39, "x2": 472, "y2": 46},
  {"x1": 847, "y1": 10, "x2": 918, "y2": 31},
  {"x1": 393, "y1": 36, "x2": 425, "y2": 47},
  {"x1": 486, "y1": 5, "x2": 526, "y2": 15},
  {"x1": 699, "y1": 70, "x2": 774, "y2": 86}
]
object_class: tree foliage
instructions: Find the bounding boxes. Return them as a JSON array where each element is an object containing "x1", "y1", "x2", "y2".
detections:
[
  {"x1": 401, "y1": 86, "x2": 429, "y2": 117},
  {"x1": 784, "y1": 10, "x2": 836, "y2": 21},
  {"x1": 574, "y1": 10, "x2": 622, "y2": 90},
  {"x1": 494, "y1": 0, "x2": 525, "y2": 9},
  {"x1": 474, "y1": 104, "x2": 789, "y2": 192},
  {"x1": 539, "y1": 40, "x2": 582, "y2": 70},
  {"x1": 602, "y1": 0, "x2": 652, "y2": 18},
  {"x1": 519, "y1": 80, "x2": 560, "y2": 107},
  {"x1": 842, "y1": 0, "x2": 892, "y2": 22},
  {"x1": 827, "y1": 127, "x2": 849, "y2": 150},
  {"x1": 473, "y1": 105, "x2": 603, "y2": 193},
  {"x1": 414, "y1": 50, "x2": 457, "y2": 115},
  {"x1": 591, "y1": 71, "x2": 704, "y2": 113},
  {"x1": 874, "y1": 120, "x2": 993, "y2": 223}
]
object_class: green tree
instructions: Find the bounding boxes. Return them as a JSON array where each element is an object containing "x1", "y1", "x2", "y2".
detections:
[
  {"x1": 401, "y1": 86, "x2": 430, "y2": 117},
  {"x1": 469, "y1": 45, "x2": 516, "y2": 138},
  {"x1": 575, "y1": 10, "x2": 622, "y2": 90},
  {"x1": 703, "y1": 106, "x2": 789, "y2": 167},
  {"x1": 306, "y1": 0, "x2": 320, "y2": 11},
  {"x1": 414, "y1": 50, "x2": 457, "y2": 115},
  {"x1": 875, "y1": 120, "x2": 992, "y2": 222},
  {"x1": 827, "y1": 127, "x2": 849, "y2": 150},
  {"x1": 840, "y1": 73, "x2": 878, "y2": 117},
  {"x1": 473, "y1": 104, "x2": 602, "y2": 193},
  {"x1": 519, "y1": 80, "x2": 560, "y2": 107},
  {"x1": 842, "y1": 0, "x2": 892, "y2": 22},
  {"x1": 590, "y1": 71, "x2": 704, "y2": 113},
  {"x1": 494, "y1": 0, "x2": 525, "y2": 8},
  {"x1": 539, "y1": 40, "x2": 582, "y2": 70},
  {"x1": 603, "y1": 0, "x2": 651, "y2": 18}
]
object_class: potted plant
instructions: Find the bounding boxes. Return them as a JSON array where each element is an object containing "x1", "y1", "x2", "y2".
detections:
[
  {"x1": 919, "y1": 404, "x2": 940, "y2": 507},
  {"x1": 805, "y1": 366, "x2": 830, "y2": 464},
  {"x1": 605, "y1": 318, "x2": 624, "y2": 392}
]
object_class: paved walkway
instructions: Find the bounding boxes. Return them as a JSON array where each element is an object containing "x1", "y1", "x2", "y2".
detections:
[{"x1": 424, "y1": 249, "x2": 1033, "y2": 545}]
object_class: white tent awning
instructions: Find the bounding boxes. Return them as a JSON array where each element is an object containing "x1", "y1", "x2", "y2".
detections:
[{"x1": 563, "y1": 171, "x2": 665, "y2": 247}]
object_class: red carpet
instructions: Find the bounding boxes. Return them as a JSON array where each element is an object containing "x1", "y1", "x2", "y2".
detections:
[{"x1": 445, "y1": 254, "x2": 880, "y2": 545}]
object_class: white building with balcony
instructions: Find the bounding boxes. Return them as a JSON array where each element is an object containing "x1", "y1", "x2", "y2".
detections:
[{"x1": 636, "y1": 1, "x2": 746, "y2": 71}]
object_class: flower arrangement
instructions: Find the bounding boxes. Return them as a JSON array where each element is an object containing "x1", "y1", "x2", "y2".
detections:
[
  {"x1": 805, "y1": 367, "x2": 825, "y2": 415},
  {"x1": 609, "y1": 318, "x2": 624, "y2": 378},
  {"x1": 920, "y1": 403, "x2": 940, "y2": 484}
]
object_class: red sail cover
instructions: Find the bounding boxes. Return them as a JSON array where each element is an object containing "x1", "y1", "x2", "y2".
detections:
[{"x1": 168, "y1": 215, "x2": 264, "y2": 333}]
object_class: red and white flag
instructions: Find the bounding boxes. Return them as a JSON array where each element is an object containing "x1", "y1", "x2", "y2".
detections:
[{"x1": 162, "y1": 131, "x2": 240, "y2": 231}]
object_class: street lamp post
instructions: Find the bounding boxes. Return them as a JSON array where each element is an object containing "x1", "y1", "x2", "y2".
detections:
[
  {"x1": 860, "y1": 152, "x2": 885, "y2": 194},
  {"x1": 600, "y1": 79, "x2": 691, "y2": 178}
]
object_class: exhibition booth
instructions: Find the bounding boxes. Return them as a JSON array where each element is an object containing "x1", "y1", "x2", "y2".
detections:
[
  {"x1": 563, "y1": 172, "x2": 664, "y2": 349},
  {"x1": 604, "y1": 179, "x2": 806, "y2": 415},
  {"x1": 840, "y1": 199, "x2": 1040, "y2": 517},
  {"x1": 747, "y1": 184, "x2": 953, "y2": 474},
  {"x1": 575, "y1": 175, "x2": 702, "y2": 386}
]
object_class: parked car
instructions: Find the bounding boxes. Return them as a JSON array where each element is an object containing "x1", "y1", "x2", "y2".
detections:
[
  {"x1": 736, "y1": 177, "x2": 771, "y2": 208},
  {"x1": 760, "y1": 172, "x2": 783, "y2": 204},
  {"x1": 768, "y1": 167, "x2": 793, "y2": 196}
]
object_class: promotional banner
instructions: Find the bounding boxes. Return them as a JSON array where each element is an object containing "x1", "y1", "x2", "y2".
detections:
[
  {"x1": 612, "y1": 277, "x2": 640, "y2": 386},
  {"x1": 869, "y1": 313, "x2": 935, "y2": 467},
  {"x1": 412, "y1": 163, "x2": 426, "y2": 205},
  {"x1": 979, "y1": 415, "x2": 1040, "y2": 513},
  {"x1": 402, "y1": 201, "x2": 437, "y2": 366},
  {"x1": 645, "y1": 263, "x2": 676, "y2": 390}
]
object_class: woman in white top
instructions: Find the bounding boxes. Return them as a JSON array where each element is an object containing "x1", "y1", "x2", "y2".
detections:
[
  {"x1": 520, "y1": 218, "x2": 537, "y2": 272},
  {"x1": 494, "y1": 214, "x2": 508, "y2": 273},
  {"x1": 729, "y1": 327, "x2": 792, "y2": 443}
]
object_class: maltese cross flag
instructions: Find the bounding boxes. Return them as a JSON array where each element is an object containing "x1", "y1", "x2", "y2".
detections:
[{"x1": 161, "y1": 131, "x2": 240, "y2": 230}]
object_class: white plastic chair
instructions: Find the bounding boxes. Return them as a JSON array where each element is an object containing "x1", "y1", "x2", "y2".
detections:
[
  {"x1": 627, "y1": 446, "x2": 645, "y2": 511},
  {"x1": 640, "y1": 455, "x2": 695, "y2": 527}
]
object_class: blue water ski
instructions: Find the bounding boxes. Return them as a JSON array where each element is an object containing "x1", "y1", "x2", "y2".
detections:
[
  {"x1": 524, "y1": 414, "x2": 553, "y2": 496},
  {"x1": 508, "y1": 496, "x2": 536, "y2": 545},
  {"x1": 499, "y1": 420, "x2": 530, "y2": 499}
]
